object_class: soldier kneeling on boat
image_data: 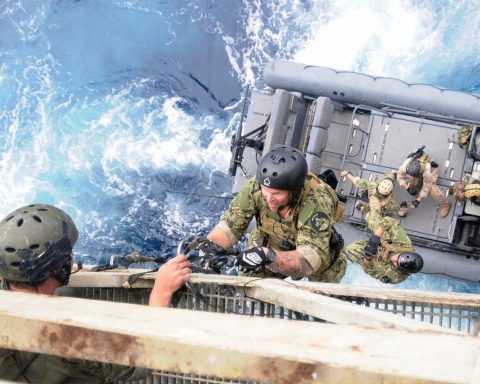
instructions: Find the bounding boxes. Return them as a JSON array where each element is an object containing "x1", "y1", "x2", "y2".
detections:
[
  {"x1": 449, "y1": 174, "x2": 480, "y2": 205},
  {"x1": 340, "y1": 169, "x2": 398, "y2": 216},
  {"x1": 346, "y1": 209, "x2": 423, "y2": 284},
  {"x1": 207, "y1": 145, "x2": 346, "y2": 282}
]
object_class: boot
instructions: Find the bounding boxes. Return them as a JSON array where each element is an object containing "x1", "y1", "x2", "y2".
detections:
[{"x1": 440, "y1": 201, "x2": 451, "y2": 218}]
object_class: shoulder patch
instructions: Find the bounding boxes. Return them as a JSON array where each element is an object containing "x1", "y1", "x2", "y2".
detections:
[{"x1": 310, "y1": 211, "x2": 330, "y2": 232}]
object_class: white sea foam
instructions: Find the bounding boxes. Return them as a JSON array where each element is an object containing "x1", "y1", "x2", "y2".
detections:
[{"x1": 292, "y1": 0, "x2": 438, "y2": 80}]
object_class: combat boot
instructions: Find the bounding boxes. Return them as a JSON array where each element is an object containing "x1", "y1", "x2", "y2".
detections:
[{"x1": 440, "y1": 201, "x2": 451, "y2": 218}]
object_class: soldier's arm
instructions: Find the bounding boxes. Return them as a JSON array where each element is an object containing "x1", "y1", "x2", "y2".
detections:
[
  {"x1": 207, "y1": 222, "x2": 236, "y2": 248},
  {"x1": 353, "y1": 177, "x2": 372, "y2": 191},
  {"x1": 208, "y1": 180, "x2": 257, "y2": 247},
  {"x1": 397, "y1": 159, "x2": 410, "y2": 189},
  {"x1": 267, "y1": 248, "x2": 315, "y2": 278}
]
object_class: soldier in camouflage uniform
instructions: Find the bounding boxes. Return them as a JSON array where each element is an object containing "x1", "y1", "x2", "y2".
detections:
[
  {"x1": 396, "y1": 146, "x2": 451, "y2": 218},
  {"x1": 0, "y1": 204, "x2": 191, "y2": 383},
  {"x1": 340, "y1": 169, "x2": 397, "y2": 216},
  {"x1": 346, "y1": 210, "x2": 423, "y2": 284},
  {"x1": 458, "y1": 124, "x2": 474, "y2": 150},
  {"x1": 208, "y1": 146, "x2": 346, "y2": 282},
  {"x1": 449, "y1": 173, "x2": 480, "y2": 205}
]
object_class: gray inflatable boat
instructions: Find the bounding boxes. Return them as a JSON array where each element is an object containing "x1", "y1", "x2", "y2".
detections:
[{"x1": 229, "y1": 60, "x2": 480, "y2": 284}]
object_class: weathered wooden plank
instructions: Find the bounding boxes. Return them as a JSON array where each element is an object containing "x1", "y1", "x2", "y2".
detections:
[
  {"x1": 292, "y1": 281, "x2": 480, "y2": 306},
  {"x1": 245, "y1": 279, "x2": 461, "y2": 334},
  {"x1": 0, "y1": 291, "x2": 477, "y2": 384},
  {"x1": 69, "y1": 270, "x2": 480, "y2": 307}
]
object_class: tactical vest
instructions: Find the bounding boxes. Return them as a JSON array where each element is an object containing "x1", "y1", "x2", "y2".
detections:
[
  {"x1": 413, "y1": 153, "x2": 432, "y2": 174},
  {"x1": 255, "y1": 175, "x2": 340, "y2": 271}
]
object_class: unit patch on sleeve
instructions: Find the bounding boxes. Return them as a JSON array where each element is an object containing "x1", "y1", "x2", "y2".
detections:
[{"x1": 310, "y1": 212, "x2": 330, "y2": 232}]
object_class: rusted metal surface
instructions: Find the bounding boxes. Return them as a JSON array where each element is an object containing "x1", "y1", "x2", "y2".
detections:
[{"x1": 0, "y1": 291, "x2": 479, "y2": 383}]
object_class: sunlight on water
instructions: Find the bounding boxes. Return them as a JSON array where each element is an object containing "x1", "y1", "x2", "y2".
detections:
[{"x1": 0, "y1": 0, "x2": 479, "y2": 291}]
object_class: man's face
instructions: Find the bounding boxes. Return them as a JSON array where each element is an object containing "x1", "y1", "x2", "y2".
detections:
[
  {"x1": 260, "y1": 185, "x2": 290, "y2": 212},
  {"x1": 390, "y1": 253, "x2": 400, "y2": 268}
]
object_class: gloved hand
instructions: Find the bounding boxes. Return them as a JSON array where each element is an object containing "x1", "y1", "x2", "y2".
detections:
[
  {"x1": 364, "y1": 235, "x2": 381, "y2": 260},
  {"x1": 340, "y1": 170, "x2": 350, "y2": 177},
  {"x1": 407, "y1": 187, "x2": 418, "y2": 196},
  {"x1": 235, "y1": 246, "x2": 268, "y2": 273},
  {"x1": 411, "y1": 199, "x2": 420, "y2": 209}
]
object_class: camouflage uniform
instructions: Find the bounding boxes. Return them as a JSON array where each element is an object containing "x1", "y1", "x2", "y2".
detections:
[
  {"x1": 0, "y1": 288, "x2": 151, "y2": 383},
  {"x1": 397, "y1": 157, "x2": 449, "y2": 205},
  {"x1": 221, "y1": 173, "x2": 346, "y2": 282},
  {"x1": 450, "y1": 174, "x2": 480, "y2": 201},
  {"x1": 346, "y1": 211, "x2": 413, "y2": 284},
  {"x1": 458, "y1": 124, "x2": 474, "y2": 149},
  {"x1": 352, "y1": 172, "x2": 397, "y2": 215}
]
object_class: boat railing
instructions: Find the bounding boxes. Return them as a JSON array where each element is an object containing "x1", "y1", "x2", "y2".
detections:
[
  {"x1": 63, "y1": 270, "x2": 480, "y2": 336},
  {"x1": 1, "y1": 270, "x2": 478, "y2": 383}
]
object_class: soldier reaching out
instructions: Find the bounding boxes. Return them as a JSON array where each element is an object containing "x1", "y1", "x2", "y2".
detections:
[
  {"x1": 340, "y1": 169, "x2": 397, "y2": 216},
  {"x1": 346, "y1": 210, "x2": 423, "y2": 284},
  {"x1": 208, "y1": 145, "x2": 346, "y2": 282}
]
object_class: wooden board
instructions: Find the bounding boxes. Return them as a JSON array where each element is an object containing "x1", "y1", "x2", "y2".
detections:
[
  {"x1": 0, "y1": 291, "x2": 478, "y2": 384},
  {"x1": 69, "y1": 270, "x2": 480, "y2": 307},
  {"x1": 67, "y1": 271, "x2": 478, "y2": 334}
]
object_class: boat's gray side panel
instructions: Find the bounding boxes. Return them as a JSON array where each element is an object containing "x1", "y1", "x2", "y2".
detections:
[{"x1": 264, "y1": 60, "x2": 480, "y2": 122}]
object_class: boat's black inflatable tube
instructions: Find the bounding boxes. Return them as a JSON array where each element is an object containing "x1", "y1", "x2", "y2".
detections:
[{"x1": 264, "y1": 60, "x2": 480, "y2": 122}]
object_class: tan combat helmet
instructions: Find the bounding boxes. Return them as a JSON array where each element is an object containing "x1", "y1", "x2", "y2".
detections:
[
  {"x1": 377, "y1": 179, "x2": 394, "y2": 196},
  {"x1": 0, "y1": 204, "x2": 78, "y2": 285}
]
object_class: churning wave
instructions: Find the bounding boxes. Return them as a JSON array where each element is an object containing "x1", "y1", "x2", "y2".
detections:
[{"x1": 1, "y1": 0, "x2": 479, "y2": 292}]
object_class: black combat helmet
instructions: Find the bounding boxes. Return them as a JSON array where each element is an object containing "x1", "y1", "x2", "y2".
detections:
[
  {"x1": 256, "y1": 145, "x2": 308, "y2": 205},
  {"x1": 406, "y1": 159, "x2": 422, "y2": 176},
  {"x1": 256, "y1": 146, "x2": 308, "y2": 190},
  {"x1": 0, "y1": 204, "x2": 78, "y2": 286},
  {"x1": 397, "y1": 252, "x2": 423, "y2": 274}
]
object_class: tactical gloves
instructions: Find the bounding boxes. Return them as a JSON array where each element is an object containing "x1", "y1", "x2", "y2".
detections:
[
  {"x1": 411, "y1": 199, "x2": 420, "y2": 209},
  {"x1": 364, "y1": 235, "x2": 381, "y2": 260},
  {"x1": 235, "y1": 246, "x2": 269, "y2": 273}
]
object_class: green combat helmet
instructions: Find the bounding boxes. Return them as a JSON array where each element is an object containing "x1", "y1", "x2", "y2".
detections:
[{"x1": 0, "y1": 204, "x2": 78, "y2": 285}]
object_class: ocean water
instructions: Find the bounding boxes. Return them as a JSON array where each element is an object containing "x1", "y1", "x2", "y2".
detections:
[{"x1": 1, "y1": 0, "x2": 479, "y2": 293}]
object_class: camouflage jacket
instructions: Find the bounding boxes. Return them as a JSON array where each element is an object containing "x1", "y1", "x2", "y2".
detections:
[
  {"x1": 222, "y1": 173, "x2": 346, "y2": 282},
  {"x1": 352, "y1": 172, "x2": 397, "y2": 213},
  {"x1": 0, "y1": 287, "x2": 151, "y2": 383},
  {"x1": 346, "y1": 211, "x2": 412, "y2": 284},
  {"x1": 397, "y1": 157, "x2": 438, "y2": 200}
]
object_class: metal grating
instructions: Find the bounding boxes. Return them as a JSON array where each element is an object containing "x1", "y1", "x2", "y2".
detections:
[
  {"x1": 332, "y1": 295, "x2": 480, "y2": 335},
  {"x1": 68, "y1": 283, "x2": 480, "y2": 334}
]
